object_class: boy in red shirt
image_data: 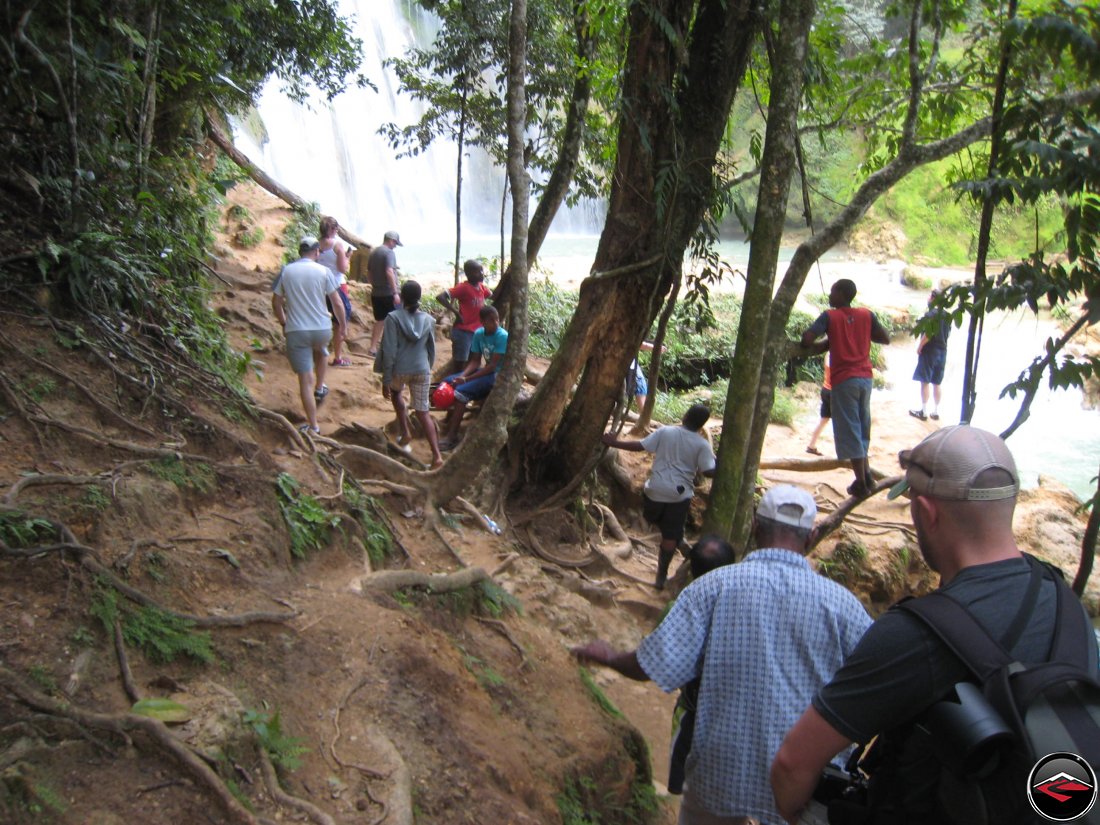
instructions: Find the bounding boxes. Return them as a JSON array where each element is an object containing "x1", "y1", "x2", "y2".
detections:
[
  {"x1": 801, "y1": 279, "x2": 891, "y2": 497},
  {"x1": 437, "y1": 259, "x2": 492, "y2": 371}
]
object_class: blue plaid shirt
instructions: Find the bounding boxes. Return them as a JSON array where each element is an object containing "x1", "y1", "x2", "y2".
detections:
[{"x1": 637, "y1": 548, "x2": 870, "y2": 823}]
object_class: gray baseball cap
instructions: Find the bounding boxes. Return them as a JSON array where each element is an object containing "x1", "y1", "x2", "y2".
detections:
[
  {"x1": 888, "y1": 425, "x2": 1019, "y2": 501},
  {"x1": 383, "y1": 230, "x2": 403, "y2": 246}
]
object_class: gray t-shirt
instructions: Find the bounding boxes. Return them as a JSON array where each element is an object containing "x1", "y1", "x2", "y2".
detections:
[
  {"x1": 367, "y1": 245, "x2": 397, "y2": 296},
  {"x1": 272, "y1": 259, "x2": 339, "y2": 333},
  {"x1": 814, "y1": 556, "x2": 1098, "y2": 743},
  {"x1": 640, "y1": 426, "x2": 716, "y2": 503}
]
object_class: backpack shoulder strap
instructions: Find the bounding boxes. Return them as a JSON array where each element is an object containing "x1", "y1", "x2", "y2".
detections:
[{"x1": 896, "y1": 592, "x2": 1011, "y2": 682}]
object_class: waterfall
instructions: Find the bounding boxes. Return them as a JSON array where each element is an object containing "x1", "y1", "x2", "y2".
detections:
[{"x1": 230, "y1": 0, "x2": 601, "y2": 257}]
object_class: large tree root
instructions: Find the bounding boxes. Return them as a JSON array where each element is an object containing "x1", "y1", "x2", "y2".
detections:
[
  {"x1": 0, "y1": 665, "x2": 258, "y2": 825},
  {"x1": 359, "y1": 567, "x2": 489, "y2": 593},
  {"x1": 258, "y1": 747, "x2": 335, "y2": 825}
]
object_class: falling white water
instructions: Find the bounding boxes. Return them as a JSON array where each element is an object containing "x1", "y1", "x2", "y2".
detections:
[{"x1": 229, "y1": 0, "x2": 602, "y2": 259}]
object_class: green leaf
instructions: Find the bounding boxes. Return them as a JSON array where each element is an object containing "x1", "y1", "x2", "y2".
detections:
[{"x1": 131, "y1": 698, "x2": 192, "y2": 723}]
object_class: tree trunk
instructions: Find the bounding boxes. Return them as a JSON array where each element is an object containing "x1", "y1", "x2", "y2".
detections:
[
  {"x1": 961, "y1": 0, "x2": 1017, "y2": 424},
  {"x1": 513, "y1": 0, "x2": 759, "y2": 485},
  {"x1": 492, "y1": 1, "x2": 596, "y2": 319},
  {"x1": 431, "y1": 0, "x2": 530, "y2": 507},
  {"x1": 454, "y1": 85, "x2": 468, "y2": 287},
  {"x1": 706, "y1": 0, "x2": 816, "y2": 545}
]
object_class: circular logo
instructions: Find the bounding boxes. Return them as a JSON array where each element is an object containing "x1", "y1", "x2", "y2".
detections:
[{"x1": 1028, "y1": 752, "x2": 1097, "y2": 822}]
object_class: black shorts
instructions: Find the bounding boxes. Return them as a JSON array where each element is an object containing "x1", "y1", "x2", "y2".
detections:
[
  {"x1": 371, "y1": 294, "x2": 396, "y2": 321},
  {"x1": 642, "y1": 494, "x2": 692, "y2": 542},
  {"x1": 819, "y1": 387, "x2": 832, "y2": 419}
]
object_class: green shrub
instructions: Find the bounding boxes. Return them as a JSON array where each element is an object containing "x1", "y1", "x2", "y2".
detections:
[
  {"x1": 0, "y1": 511, "x2": 55, "y2": 548},
  {"x1": 234, "y1": 225, "x2": 265, "y2": 249},
  {"x1": 275, "y1": 473, "x2": 341, "y2": 559},
  {"x1": 90, "y1": 586, "x2": 214, "y2": 664},
  {"x1": 770, "y1": 387, "x2": 797, "y2": 426},
  {"x1": 148, "y1": 458, "x2": 215, "y2": 493},
  {"x1": 528, "y1": 278, "x2": 578, "y2": 358},
  {"x1": 243, "y1": 709, "x2": 309, "y2": 770}
]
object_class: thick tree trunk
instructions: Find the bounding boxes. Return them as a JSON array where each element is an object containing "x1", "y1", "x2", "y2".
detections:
[
  {"x1": 706, "y1": 0, "x2": 816, "y2": 543},
  {"x1": 431, "y1": 0, "x2": 530, "y2": 507},
  {"x1": 454, "y1": 87, "x2": 468, "y2": 287},
  {"x1": 514, "y1": 0, "x2": 759, "y2": 485}
]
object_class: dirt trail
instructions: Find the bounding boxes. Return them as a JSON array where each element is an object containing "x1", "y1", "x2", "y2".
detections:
[{"x1": 1, "y1": 181, "x2": 1092, "y2": 825}]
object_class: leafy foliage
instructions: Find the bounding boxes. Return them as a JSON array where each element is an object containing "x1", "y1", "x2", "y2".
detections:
[
  {"x1": 148, "y1": 458, "x2": 215, "y2": 493},
  {"x1": 0, "y1": 511, "x2": 55, "y2": 548},
  {"x1": 244, "y1": 708, "x2": 309, "y2": 771},
  {"x1": 90, "y1": 586, "x2": 214, "y2": 664},
  {"x1": 275, "y1": 473, "x2": 341, "y2": 559}
]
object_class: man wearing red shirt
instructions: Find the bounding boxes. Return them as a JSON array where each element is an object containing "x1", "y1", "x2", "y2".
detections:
[
  {"x1": 801, "y1": 279, "x2": 891, "y2": 497},
  {"x1": 437, "y1": 259, "x2": 493, "y2": 371}
]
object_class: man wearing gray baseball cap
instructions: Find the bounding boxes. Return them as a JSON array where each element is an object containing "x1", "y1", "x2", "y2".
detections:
[
  {"x1": 773, "y1": 425, "x2": 1099, "y2": 825},
  {"x1": 573, "y1": 484, "x2": 870, "y2": 825}
]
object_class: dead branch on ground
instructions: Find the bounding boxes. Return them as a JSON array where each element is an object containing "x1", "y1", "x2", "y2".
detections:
[
  {"x1": 359, "y1": 567, "x2": 489, "y2": 593},
  {"x1": 0, "y1": 665, "x2": 258, "y2": 825}
]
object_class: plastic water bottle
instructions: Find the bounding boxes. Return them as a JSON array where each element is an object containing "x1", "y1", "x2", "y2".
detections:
[{"x1": 484, "y1": 515, "x2": 502, "y2": 535}]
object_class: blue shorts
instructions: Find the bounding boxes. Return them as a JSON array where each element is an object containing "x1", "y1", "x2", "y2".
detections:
[
  {"x1": 445, "y1": 371, "x2": 497, "y2": 404},
  {"x1": 913, "y1": 346, "x2": 946, "y2": 385},
  {"x1": 450, "y1": 327, "x2": 476, "y2": 362},
  {"x1": 627, "y1": 365, "x2": 648, "y2": 399},
  {"x1": 830, "y1": 377, "x2": 872, "y2": 460}
]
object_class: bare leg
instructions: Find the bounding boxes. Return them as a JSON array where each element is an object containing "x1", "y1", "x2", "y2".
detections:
[
  {"x1": 314, "y1": 348, "x2": 328, "y2": 396},
  {"x1": 370, "y1": 320, "x2": 383, "y2": 354},
  {"x1": 331, "y1": 322, "x2": 344, "y2": 362},
  {"x1": 443, "y1": 403, "x2": 466, "y2": 443},
  {"x1": 931, "y1": 383, "x2": 942, "y2": 414},
  {"x1": 656, "y1": 537, "x2": 677, "y2": 590},
  {"x1": 298, "y1": 371, "x2": 318, "y2": 430},
  {"x1": 920, "y1": 382, "x2": 931, "y2": 413},
  {"x1": 807, "y1": 417, "x2": 829, "y2": 451},
  {"x1": 848, "y1": 457, "x2": 873, "y2": 496},
  {"x1": 391, "y1": 387, "x2": 411, "y2": 445},
  {"x1": 418, "y1": 410, "x2": 443, "y2": 468}
]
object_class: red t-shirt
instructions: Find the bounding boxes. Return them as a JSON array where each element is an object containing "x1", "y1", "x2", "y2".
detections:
[
  {"x1": 825, "y1": 307, "x2": 873, "y2": 385},
  {"x1": 448, "y1": 282, "x2": 492, "y2": 332}
]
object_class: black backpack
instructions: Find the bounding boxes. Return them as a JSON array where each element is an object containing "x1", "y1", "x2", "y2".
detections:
[{"x1": 880, "y1": 555, "x2": 1100, "y2": 825}]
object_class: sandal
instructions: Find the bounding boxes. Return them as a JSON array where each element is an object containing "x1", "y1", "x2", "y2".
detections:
[
  {"x1": 330, "y1": 357, "x2": 353, "y2": 367},
  {"x1": 805, "y1": 446, "x2": 823, "y2": 456}
]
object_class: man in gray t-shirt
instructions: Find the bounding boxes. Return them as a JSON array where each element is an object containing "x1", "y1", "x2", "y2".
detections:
[
  {"x1": 272, "y1": 236, "x2": 345, "y2": 435},
  {"x1": 367, "y1": 230, "x2": 402, "y2": 357},
  {"x1": 602, "y1": 403, "x2": 716, "y2": 589}
]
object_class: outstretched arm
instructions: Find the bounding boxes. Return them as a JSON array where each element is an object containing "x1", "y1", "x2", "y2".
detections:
[
  {"x1": 601, "y1": 433, "x2": 645, "y2": 451},
  {"x1": 571, "y1": 641, "x2": 649, "y2": 681}
]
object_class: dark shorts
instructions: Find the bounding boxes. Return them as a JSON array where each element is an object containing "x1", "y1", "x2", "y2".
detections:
[
  {"x1": 642, "y1": 494, "x2": 692, "y2": 542},
  {"x1": 913, "y1": 346, "x2": 946, "y2": 385},
  {"x1": 830, "y1": 377, "x2": 872, "y2": 460},
  {"x1": 371, "y1": 294, "x2": 396, "y2": 321},
  {"x1": 819, "y1": 387, "x2": 832, "y2": 419},
  {"x1": 450, "y1": 327, "x2": 475, "y2": 362},
  {"x1": 327, "y1": 289, "x2": 352, "y2": 323}
]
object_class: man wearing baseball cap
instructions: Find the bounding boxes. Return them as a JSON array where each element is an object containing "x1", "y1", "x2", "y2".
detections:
[
  {"x1": 367, "y1": 230, "x2": 404, "y2": 357},
  {"x1": 573, "y1": 485, "x2": 870, "y2": 825},
  {"x1": 271, "y1": 236, "x2": 346, "y2": 435},
  {"x1": 772, "y1": 425, "x2": 1099, "y2": 824}
]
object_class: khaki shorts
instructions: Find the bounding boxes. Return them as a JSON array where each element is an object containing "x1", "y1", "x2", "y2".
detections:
[
  {"x1": 391, "y1": 373, "x2": 430, "y2": 412},
  {"x1": 285, "y1": 329, "x2": 330, "y2": 374}
]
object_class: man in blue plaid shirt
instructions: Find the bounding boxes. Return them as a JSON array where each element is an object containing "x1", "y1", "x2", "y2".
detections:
[{"x1": 573, "y1": 485, "x2": 870, "y2": 824}]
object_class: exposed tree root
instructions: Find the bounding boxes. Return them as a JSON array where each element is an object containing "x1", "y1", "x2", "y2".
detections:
[
  {"x1": 2, "y1": 473, "x2": 104, "y2": 506},
  {"x1": 431, "y1": 522, "x2": 468, "y2": 567},
  {"x1": 812, "y1": 475, "x2": 902, "y2": 548},
  {"x1": 258, "y1": 746, "x2": 335, "y2": 825},
  {"x1": 254, "y1": 406, "x2": 308, "y2": 452},
  {"x1": 521, "y1": 525, "x2": 598, "y2": 569},
  {"x1": 0, "y1": 665, "x2": 258, "y2": 825},
  {"x1": 0, "y1": 518, "x2": 297, "y2": 627},
  {"x1": 364, "y1": 725, "x2": 413, "y2": 825},
  {"x1": 112, "y1": 618, "x2": 142, "y2": 703},
  {"x1": 359, "y1": 567, "x2": 489, "y2": 593}
]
